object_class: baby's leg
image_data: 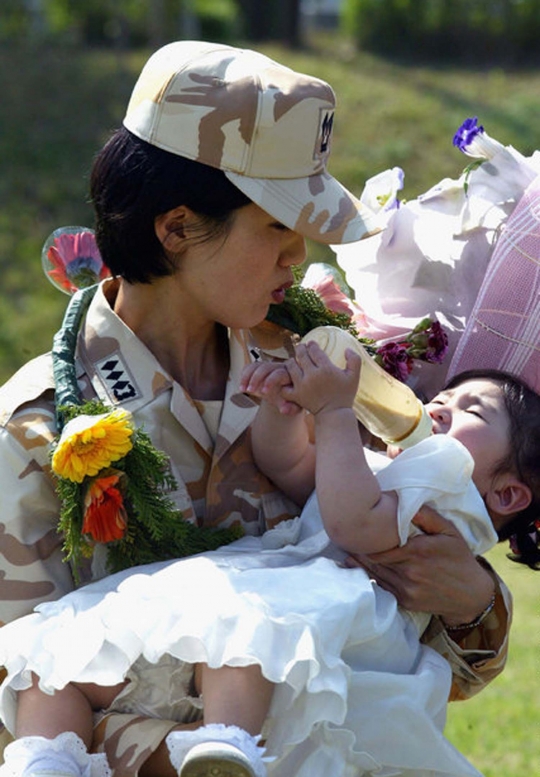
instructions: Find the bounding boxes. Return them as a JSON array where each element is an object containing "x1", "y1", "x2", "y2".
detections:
[
  {"x1": 166, "y1": 663, "x2": 272, "y2": 777},
  {"x1": 200, "y1": 664, "x2": 273, "y2": 736},
  {"x1": 1, "y1": 675, "x2": 126, "y2": 777},
  {"x1": 16, "y1": 674, "x2": 126, "y2": 745}
]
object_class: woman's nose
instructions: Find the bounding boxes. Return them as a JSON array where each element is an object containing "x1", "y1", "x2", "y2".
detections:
[{"x1": 279, "y1": 233, "x2": 306, "y2": 267}]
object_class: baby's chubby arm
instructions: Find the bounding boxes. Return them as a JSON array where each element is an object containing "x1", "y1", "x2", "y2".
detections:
[
  {"x1": 240, "y1": 360, "x2": 316, "y2": 506},
  {"x1": 285, "y1": 342, "x2": 400, "y2": 555}
]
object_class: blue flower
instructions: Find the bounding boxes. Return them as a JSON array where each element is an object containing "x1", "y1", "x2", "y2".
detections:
[{"x1": 453, "y1": 117, "x2": 484, "y2": 152}]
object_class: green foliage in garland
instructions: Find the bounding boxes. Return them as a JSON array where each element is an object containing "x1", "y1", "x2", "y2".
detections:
[
  {"x1": 107, "y1": 425, "x2": 243, "y2": 573},
  {"x1": 53, "y1": 399, "x2": 243, "y2": 579},
  {"x1": 266, "y1": 283, "x2": 361, "y2": 338}
]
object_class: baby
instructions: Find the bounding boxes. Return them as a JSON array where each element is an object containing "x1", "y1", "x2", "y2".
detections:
[{"x1": 0, "y1": 345, "x2": 539, "y2": 777}]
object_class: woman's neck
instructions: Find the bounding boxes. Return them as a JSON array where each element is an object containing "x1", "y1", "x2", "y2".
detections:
[{"x1": 112, "y1": 278, "x2": 230, "y2": 400}]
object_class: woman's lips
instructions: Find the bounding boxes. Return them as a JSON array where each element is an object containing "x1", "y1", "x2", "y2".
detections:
[
  {"x1": 271, "y1": 280, "x2": 293, "y2": 304},
  {"x1": 272, "y1": 287, "x2": 286, "y2": 304}
]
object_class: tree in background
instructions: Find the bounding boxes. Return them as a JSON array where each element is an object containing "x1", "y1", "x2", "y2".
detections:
[
  {"x1": 342, "y1": 0, "x2": 540, "y2": 65},
  {"x1": 237, "y1": 0, "x2": 302, "y2": 46},
  {"x1": 0, "y1": 0, "x2": 304, "y2": 48}
]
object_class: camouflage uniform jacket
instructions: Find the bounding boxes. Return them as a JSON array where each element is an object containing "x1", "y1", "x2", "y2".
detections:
[
  {"x1": 0, "y1": 280, "x2": 301, "y2": 625},
  {"x1": 0, "y1": 280, "x2": 511, "y2": 774}
]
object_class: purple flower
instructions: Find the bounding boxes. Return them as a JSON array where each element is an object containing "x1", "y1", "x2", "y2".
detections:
[
  {"x1": 372, "y1": 319, "x2": 448, "y2": 382},
  {"x1": 424, "y1": 321, "x2": 449, "y2": 363},
  {"x1": 406, "y1": 318, "x2": 449, "y2": 364},
  {"x1": 375, "y1": 342, "x2": 413, "y2": 383},
  {"x1": 453, "y1": 117, "x2": 484, "y2": 153}
]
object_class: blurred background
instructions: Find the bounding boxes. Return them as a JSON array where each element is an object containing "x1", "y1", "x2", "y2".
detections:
[
  {"x1": 0, "y1": 5, "x2": 538, "y2": 771},
  {"x1": 1, "y1": 0, "x2": 539, "y2": 383}
]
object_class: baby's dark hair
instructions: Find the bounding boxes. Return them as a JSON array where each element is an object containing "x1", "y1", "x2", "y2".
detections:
[{"x1": 445, "y1": 368, "x2": 540, "y2": 569}]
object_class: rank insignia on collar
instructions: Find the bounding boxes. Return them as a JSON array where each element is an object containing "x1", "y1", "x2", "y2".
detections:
[{"x1": 96, "y1": 353, "x2": 139, "y2": 402}]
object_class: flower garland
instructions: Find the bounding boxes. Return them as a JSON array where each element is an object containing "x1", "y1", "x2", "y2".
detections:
[
  {"x1": 51, "y1": 397, "x2": 242, "y2": 579},
  {"x1": 46, "y1": 231, "x2": 242, "y2": 579}
]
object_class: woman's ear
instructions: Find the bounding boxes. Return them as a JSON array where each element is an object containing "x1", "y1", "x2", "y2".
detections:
[
  {"x1": 154, "y1": 206, "x2": 191, "y2": 252},
  {"x1": 485, "y1": 473, "x2": 532, "y2": 518}
]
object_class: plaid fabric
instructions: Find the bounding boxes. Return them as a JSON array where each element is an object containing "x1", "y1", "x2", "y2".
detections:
[{"x1": 448, "y1": 174, "x2": 540, "y2": 389}]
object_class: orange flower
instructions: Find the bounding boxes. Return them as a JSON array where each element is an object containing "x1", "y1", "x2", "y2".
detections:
[{"x1": 82, "y1": 473, "x2": 127, "y2": 543}]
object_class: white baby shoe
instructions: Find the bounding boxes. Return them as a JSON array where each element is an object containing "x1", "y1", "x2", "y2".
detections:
[
  {"x1": 179, "y1": 740, "x2": 256, "y2": 777},
  {"x1": 167, "y1": 724, "x2": 267, "y2": 777}
]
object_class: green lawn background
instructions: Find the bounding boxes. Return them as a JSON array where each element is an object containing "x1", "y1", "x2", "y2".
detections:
[{"x1": 0, "y1": 33, "x2": 538, "y2": 774}]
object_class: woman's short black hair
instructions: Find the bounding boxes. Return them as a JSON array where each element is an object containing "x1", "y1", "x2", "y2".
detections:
[
  {"x1": 90, "y1": 127, "x2": 251, "y2": 283},
  {"x1": 445, "y1": 368, "x2": 540, "y2": 569}
]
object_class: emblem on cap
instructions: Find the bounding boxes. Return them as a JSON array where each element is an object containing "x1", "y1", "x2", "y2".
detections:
[{"x1": 314, "y1": 109, "x2": 334, "y2": 161}]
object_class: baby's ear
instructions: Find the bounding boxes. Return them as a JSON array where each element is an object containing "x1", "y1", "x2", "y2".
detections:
[{"x1": 485, "y1": 473, "x2": 532, "y2": 517}]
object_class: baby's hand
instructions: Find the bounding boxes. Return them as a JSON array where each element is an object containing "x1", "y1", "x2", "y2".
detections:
[
  {"x1": 240, "y1": 361, "x2": 302, "y2": 415},
  {"x1": 283, "y1": 342, "x2": 361, "y2": 416}
]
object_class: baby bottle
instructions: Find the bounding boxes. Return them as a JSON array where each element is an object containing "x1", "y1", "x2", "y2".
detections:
[{"x1": 300, "y1": 326, "x2": 432, "y2": 448}]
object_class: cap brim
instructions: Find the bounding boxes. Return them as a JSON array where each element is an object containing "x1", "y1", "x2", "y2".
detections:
[{"x1": 225, "y1": 169, "x2": 380, "y2": 245}]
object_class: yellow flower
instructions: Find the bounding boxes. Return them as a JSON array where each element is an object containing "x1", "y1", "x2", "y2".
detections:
[{"x1": 52, "y1": 408, "x2": 134, "y2": 483}]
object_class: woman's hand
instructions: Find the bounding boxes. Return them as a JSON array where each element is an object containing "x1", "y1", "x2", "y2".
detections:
[
  {"x1": 240, "y1": 361, "x2": 301, "y2": 415},
  {"x1": 345, "y1": 505, "x2": 496, "y2": 626}
]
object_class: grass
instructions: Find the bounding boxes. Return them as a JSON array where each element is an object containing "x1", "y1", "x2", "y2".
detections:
[
  {"x1": 445, "y1": 544, "x2": 539, "y2": 775},
  {"x1": 0, "y1": 32, "x2": 538, "y2": 773}
]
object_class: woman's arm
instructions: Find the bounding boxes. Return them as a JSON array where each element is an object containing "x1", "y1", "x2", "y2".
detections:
[
  {"x1": 0, "y1": 412, "x2": 75, "y2": 625},
  {"x1": 424, "y1": 561, "x2": 511, "y2": 701},
  {"x1": 350, "y1": 507, "x2": 496, "y2": 623},
  {"x1": 346, "y1": 506, "x2": 511, "y2": 696}
]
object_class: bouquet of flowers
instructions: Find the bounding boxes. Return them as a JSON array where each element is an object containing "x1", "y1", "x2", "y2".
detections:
[
  {"x1": 332, "y1": 116, "x2": 540, "y2": 399},
  {"x1": 296, "y1": 261, "x2": 448, "y2": 383}
]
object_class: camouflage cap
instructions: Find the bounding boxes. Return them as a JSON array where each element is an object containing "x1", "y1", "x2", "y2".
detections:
[{"x1": 123, "y1": 40, "x2": 378, "y2": 244}]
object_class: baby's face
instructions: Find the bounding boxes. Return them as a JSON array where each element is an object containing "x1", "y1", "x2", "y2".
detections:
[{"x1": 425, "y1": 378, "x2": 510, "y2": 499}]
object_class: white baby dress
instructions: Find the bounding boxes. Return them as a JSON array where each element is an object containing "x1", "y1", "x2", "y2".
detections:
[{"x1": 0, "y1": 436, "x2": 497, "y2": 777}]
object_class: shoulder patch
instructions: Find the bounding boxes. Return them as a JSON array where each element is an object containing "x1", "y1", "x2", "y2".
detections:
[{"x1": 0, "y1": 353, "x2": 55, "y2": 427}]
